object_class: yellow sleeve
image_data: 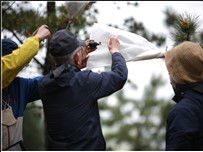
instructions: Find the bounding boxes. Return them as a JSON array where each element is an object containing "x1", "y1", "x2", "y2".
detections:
[{"x1": 2, "y1": 36, "x2": 40, "y2": 89}]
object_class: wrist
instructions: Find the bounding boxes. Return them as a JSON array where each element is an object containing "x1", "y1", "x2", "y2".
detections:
[
  {"x1": 35, "y1": 34, "x2": 42, "y2": 42},
  {"x1": 33, "y1": 36, "x2": 40, "y2": 42},
  {"x1": 110, "y1": 49, "x2": 119, "y2": 54}
]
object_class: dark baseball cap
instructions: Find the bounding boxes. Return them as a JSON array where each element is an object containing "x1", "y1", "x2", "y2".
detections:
[
  {"x1": 2, "y1": 39, "x2": 18, "y2": 56},
  {"x1": 49, "y1": 29, "x2": 86, "y2": 57}
]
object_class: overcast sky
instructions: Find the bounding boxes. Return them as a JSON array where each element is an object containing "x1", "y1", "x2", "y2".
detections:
[
  {"x1": 90, "y1": 1, "x2": 203, "y2": 101},
  {"x1": 3, "y1": 1, "x2": 203, "y2": 101}
]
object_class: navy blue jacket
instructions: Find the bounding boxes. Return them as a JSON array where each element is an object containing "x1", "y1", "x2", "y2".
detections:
[
  {"x1": 2, "y1": 76, "x2": 42, "y2": 150},
  {"x1": 2, "y1": 77, "x2": 42, "y2": 118},
  {"x1": 39, "y1": 52, "x2": 128, "y2": 150},
  {"x1": 166, "y1": 81, "x2": 203, "y2": 150}
]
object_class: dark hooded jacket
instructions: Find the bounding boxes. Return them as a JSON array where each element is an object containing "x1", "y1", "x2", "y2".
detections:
[
  {"x1": 39, "y1": 52, "x2": 128, "y2": 151},
  {"x1": 166, "y1": 81, "x2": 203, "y2": 150}
]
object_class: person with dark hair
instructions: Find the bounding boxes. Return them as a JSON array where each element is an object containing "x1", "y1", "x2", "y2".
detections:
[
  {"x1": 39, "y1": 29, "x2": 128, "y2": 150},
  {"x1": 2, "y1": 25, "x2": 51, "y2": 151},
  {"x1": 164, "y1": 41, "x2": 203, "y2": 150}
]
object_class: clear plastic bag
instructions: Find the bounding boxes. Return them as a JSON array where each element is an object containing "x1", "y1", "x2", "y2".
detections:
[{"x1": 65, "y1": 2, "x2": 90, "y2": 18}]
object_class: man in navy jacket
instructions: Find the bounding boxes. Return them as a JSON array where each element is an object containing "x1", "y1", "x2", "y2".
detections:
[
  {"x1": 164, "y1": 41, "x2": 203, "y2": 150},
  {"x1": 39, "y1": 30, "x2": 128, "y2": 150}
]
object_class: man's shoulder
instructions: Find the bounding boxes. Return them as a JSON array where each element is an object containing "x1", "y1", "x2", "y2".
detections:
[
  {"x1": 74, "y1": 70, "x2": 93, "y2": 82},
  {"x1": 75, "y1": 69, "x2": 94, "y2": 79},
  {"x1": 171, "y1": 98, "x2": 192, "y2": 111},
  {"x1": 73, "y1": 69, "x2": 102, "y2": 86},
  {"x1": 168, "y1": 97, "x2": 198, "y2": 121}
]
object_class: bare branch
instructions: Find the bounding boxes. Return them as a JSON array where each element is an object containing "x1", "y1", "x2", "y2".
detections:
[
  {"x1": 2, "y1": 2, "x2": 15, "y2": 15},
  {"x1": 11, "y1": 30, "x2": 23, "y2": 44},
  {"x1": 33, "y1": 57, "x2": 44, "y2": 69},
  {"x1": 10, "y1": 30, "x2": 45, "y2": 69}
]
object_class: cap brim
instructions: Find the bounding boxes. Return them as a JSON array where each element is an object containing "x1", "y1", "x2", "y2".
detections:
[{"x1": 78, "y1": 39, "x2": 86, "y2": 47}]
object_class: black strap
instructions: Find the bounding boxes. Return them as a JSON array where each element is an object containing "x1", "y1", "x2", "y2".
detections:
[
  {"x1": 19, "y1": 140, "x2": 26, "y2": 151},
  {"x1": 3, "y1": 140, "x2": 26, "y2": 151}
]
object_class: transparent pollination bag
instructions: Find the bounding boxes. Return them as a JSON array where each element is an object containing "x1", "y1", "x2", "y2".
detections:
[
  {"x1": 65, "y1": 1, "x2": 90, "y2": 18},
  {"x1": 86, "y1": 23, "x2": 164, "y2": 69}
]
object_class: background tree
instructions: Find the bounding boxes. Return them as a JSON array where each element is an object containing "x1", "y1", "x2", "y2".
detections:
[
  {"x1": 2, "y1": 1, "x2": 98, "y2": 150},
  {"x1": 98, "y1": 5, "x2": 203, "y2": 151},
  {"x1": 97, "y1": 2, "x2": 170, "y2": 150},
  {"x1": 2, "y1": 1, "x2": 97, "y2": 73},
  {"x1": 99, "y1": 76, "x2": 174, "y2": 150},
  {"x1": 2, "y1": 1, "x2": 202, "y2": 150},
  {"x1": 164, "y1": 8, "x2": 203, "y2": 47}
]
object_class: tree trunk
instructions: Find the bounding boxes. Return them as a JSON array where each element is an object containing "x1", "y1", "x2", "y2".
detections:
[
  {"x1": 43, "y1": 2, "x2": 56, "y2": 150},
  {"x1": 43, "y1": 2, "x2": 56, "y2": 75}
]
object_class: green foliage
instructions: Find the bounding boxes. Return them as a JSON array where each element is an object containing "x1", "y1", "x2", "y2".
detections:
[
  {"x1": 2, "y1": 1, "x2": 97, "y2": 38},
  {"x1": 23, "y1": 103, "x2": 46, "y2": 150},
  {"x1": 109, "y1": 16, "x2": 166, "y2": 47},
  {"x1": 123, "y1": 17, "x2": 166, "y2": 47},
  {"x1": 127, "y1": 2, "x2": 139, "y2": 7},
  {"x1": 164, "y1": 8, "x2": 178, "y2": 27},
  {"x1": 99, "y1": 76, "x2": 174, "y2": 150},
  {"x1": 2, "y1": 2, "x2": 183, "y2": 151},
  {"x1": 2, "y1": 1, "x2": 98, "y2": 74},
  {"x1": 164, "y1": 9, "x2": 203, "y2": 46},
  {"x1": 172, "y1": 13, "x2": 200, "y2": 45},
  {"x1": 2, "y1": 2, "x2": 45, "y2": 37},
  {"x1": 2, "y1": 1, "x2": 98, "y2": 150}
]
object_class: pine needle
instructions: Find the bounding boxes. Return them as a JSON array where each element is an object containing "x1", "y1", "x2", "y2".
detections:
[{"x1": 171, "y1": 13, "x2": 200, "y2": 46}]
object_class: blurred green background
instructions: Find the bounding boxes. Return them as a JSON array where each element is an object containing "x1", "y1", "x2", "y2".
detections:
[{"x1": 2, "y1": 1, "x2": 203, "y2": 150}]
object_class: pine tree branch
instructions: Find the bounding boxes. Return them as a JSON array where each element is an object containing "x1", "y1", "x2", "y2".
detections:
[
  {"x1": 171, "y1": 13, "x2": 200, "y2": 45},
  {"x1": 2, "y1": 2, "x2": 15, "y2": 15},
  {"x1": 11, "y1": 30, "x2": 23, "y2": 44}
]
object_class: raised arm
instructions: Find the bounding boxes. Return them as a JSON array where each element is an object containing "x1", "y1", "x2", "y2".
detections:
[
  {"x1": 2, "y1": 25, "x2": 51, "y2": 88},
  {"x1": 87, "y1": 36, "x2": 128, "y2": 100}
]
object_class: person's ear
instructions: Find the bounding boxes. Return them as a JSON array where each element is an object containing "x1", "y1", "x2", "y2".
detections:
[{"x1": 73, "y1": 52, "x2": 80, "y2": 66}]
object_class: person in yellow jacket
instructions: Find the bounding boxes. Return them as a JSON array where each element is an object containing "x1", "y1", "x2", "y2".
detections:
[
  {"x1": 1, "y1": 25, "x2": 51, "y2": 150},
  {"x1": 2, "y1": 25, "x2": 51, "y2": 89}
]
